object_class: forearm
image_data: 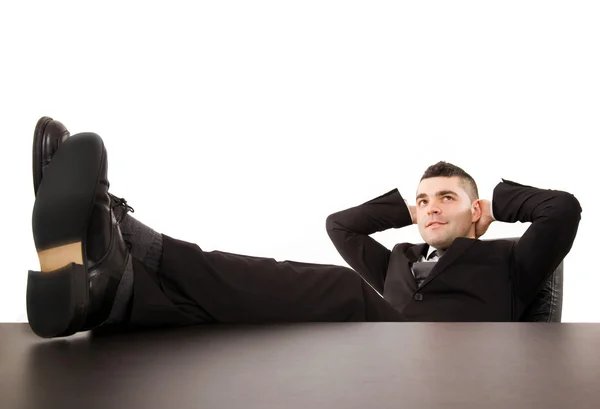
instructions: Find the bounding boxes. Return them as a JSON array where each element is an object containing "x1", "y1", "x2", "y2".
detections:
[
  {"x1": 491, "y1": 179, "x2": 581, "y2": 224},
  {"x1": 326, "y1": 188, "x2": 414, "y2": 235}
]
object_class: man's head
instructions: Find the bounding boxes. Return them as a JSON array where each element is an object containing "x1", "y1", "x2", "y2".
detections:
[{"x1": 416, "y1": 161, "x2": 482, "y2": 250}]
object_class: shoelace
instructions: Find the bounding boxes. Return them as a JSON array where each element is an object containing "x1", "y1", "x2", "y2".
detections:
[
  {"x1": 110, "y1": 194, "x2": 134, "y2": 251},
  {"x1": 111, "y1": 195, "x2": 135, "y2": 214}
]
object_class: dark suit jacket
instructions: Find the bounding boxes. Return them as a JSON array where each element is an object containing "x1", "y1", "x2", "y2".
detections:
[{"x1": 326, "y1": 179, "x2": 582, "y2": 322}]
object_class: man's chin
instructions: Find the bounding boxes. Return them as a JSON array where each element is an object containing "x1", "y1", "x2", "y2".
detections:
[{"x1": 424, "y1": 235, "x2": 453, "y2": 250}]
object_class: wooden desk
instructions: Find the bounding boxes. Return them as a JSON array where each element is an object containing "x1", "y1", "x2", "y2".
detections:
[{"x1": 1, "y1": 323, "x2": 599, "y2": 409}]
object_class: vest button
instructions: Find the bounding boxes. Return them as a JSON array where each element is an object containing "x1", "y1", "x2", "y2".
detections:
[{"x1": 414, "y1": 293, "x2": 423, "y2": 301}]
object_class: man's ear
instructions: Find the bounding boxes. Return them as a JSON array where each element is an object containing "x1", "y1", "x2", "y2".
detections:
[{"x1": 471, "y1": 199, "x2": 482, "y2": 223}]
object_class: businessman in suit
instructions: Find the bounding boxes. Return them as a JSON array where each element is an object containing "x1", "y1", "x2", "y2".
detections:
[
  {"x1": 28, "y1": 116, "x2": 581, "y2": 339},
  {"x1": 326, "y1": 162, "x2": 582, "y2": 321}
]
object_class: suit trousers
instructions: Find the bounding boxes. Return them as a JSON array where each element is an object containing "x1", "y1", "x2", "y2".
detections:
[{"x1": 123, "y1": 234, "x2": 406, "y2": 327}]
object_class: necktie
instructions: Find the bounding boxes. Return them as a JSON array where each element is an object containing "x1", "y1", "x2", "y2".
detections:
[{"x1": 412, "y1": 249, "x2": 444, "y2": 287}]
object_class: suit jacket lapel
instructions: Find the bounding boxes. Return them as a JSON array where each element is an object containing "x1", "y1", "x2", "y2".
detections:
[
  {"x1": 383, "y1": 243, "x2": 427, "y2": 310},
  {"x1": 418, "y1": 238, "x2": 477, "y2": 288},
  {"x1": 407, "y1": 243, "x2": 428, "y2": 263},
  {"x1": 399, "y1": 243, "x2": 428, "y2": 293}
]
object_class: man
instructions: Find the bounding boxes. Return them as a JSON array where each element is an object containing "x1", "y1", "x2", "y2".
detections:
[
  {"x1": 326, "y1": 161, "x2": 582, "y2": 321},
  {"x1": 27, "y1": 117, "x2": 582, "y2": 339},
  {"x1": 28, "y1": 117, "x2": 405, "y2": 339}
]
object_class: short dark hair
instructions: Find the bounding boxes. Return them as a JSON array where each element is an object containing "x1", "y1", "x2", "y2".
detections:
[{"x1": 420, "y1": 161, "x2": 479, "y2": 201}]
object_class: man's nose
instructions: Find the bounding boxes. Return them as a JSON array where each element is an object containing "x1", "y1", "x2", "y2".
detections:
[{"x1": 427, "y1": 202, "x2": 441, "y2": 215}]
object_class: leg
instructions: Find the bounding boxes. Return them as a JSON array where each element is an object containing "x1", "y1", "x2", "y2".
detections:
[{"x1": 125, "y1": 231, "x2": 405, "y2": 325}]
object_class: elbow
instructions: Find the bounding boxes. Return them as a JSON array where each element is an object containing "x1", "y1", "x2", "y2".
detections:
[
  {"x1": 326, "y1": 211, "x2": 349, "y2": 234},
  {"x1": 552, "y1": 192, "x2": 582, "y2": 228},
  {"x1": 561, "y1": 192, "x2": 582, "y2": 219},
  {"x1": 325, "y1": 213, "x2": 338, "y2": 232}
]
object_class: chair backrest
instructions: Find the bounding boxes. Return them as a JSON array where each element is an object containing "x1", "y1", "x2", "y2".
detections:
[{"x1": 485, "y1": 237, "x2": 564, "y2": 322}]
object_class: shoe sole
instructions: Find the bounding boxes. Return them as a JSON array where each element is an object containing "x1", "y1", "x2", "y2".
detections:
[{"x1": 27, "y1": 133, "x2": 105, "y2": 338}]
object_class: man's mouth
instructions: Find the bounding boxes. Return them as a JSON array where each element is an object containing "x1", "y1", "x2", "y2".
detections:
[{"x1": 426, "y1": 221, "x2": 446, "y2": 228}]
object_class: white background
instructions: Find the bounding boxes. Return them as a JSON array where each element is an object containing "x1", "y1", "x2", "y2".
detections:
[{"x1": 1, "y1": 1, "x2": 598, "y2": 322}]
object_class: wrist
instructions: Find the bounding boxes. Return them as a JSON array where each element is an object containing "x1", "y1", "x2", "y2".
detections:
[
  {"x1": 478, "y1": 199, "x2": 493, "y2": 221},
  {"x1": 489, "y1": 201, "x2": 496, "y2": 221},
  {"x1": 403, "y1": 199, "x2": 417, "y2": 224}
]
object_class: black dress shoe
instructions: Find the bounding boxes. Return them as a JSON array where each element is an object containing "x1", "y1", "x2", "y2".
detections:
[
  {"x1": 32, "y1": 116, "x2": 70, "y2": 195},
  {"x1": 31, "y1": 116, "x2": 136, "y2": 219},
  {"x1": 28, "y1": 132, "x2": 130, "y2": 338}
]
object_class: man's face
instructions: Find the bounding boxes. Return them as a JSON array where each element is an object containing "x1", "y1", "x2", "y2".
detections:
[{"x1": 416, "y1": 176, "x2": 479, "y2": 250}]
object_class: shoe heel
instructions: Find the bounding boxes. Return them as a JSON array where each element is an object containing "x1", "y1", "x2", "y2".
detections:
[{"x1": 26, "y1": 263, "x2": 88, "y2": 338}]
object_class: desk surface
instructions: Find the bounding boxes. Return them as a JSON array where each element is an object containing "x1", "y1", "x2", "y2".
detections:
[{"x1": 1, "y1": 323, "x2": 599, "y2": 409}]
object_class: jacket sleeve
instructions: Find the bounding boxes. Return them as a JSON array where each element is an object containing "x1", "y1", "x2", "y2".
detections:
[
  {"x1": 326, "y1": 188, "x2": 414, "y2": 293},
  {"x1": 491, "y1": 178, "x2": 582, "y2": 312}
]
